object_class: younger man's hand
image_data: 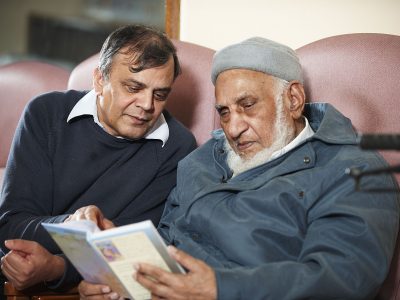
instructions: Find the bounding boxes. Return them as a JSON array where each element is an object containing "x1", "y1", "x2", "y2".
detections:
[
  {"x1": 65, "y1": 205, "x2": 115, "y2": 230},
  {"x1": 78, "y1": 280, "x2": 124, "y2": 300},
  {"x1": 1, "y1": 239, "x2": 65, "y2": 290}
]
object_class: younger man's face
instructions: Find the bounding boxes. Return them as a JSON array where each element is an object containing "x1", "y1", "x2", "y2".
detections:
[{"x1": 94, "y1": 48, "x2": 175, "y2": 140}]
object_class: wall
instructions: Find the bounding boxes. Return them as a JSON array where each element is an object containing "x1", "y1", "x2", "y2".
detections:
[
  {"x1": 0, "y1": 0, "x2": 165, "y2": 66},
  {"x1": 0, "y1": 0, "x2": 83, "y2": 55},
  {"x1": 180, "y1": 0, "x2": 400, "y2": 50}
]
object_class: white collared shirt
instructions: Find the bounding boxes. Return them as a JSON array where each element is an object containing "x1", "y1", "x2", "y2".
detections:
[
  {"x1": 67, "y1": 90, "x2": 169, "y2": 146},
  {"x1": 269, "y1": 117, "x2": 315, "y2": 161}
]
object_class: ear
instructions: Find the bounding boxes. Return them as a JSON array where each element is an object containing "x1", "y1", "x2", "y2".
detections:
[
  {"x1": 286, "y1": 81, "x2": 306, "y2": 120},
  {"x1": 93, "y1": 68, "x2": 104, "y2": 95}
]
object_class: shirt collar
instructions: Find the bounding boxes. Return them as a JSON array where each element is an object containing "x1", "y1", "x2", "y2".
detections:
[
  {"x1": 67, "y1": 90, "x2": 169, "y2": 146},
  {"x1": 269, "y1": 116, "x2": 314, "y2": 161}
]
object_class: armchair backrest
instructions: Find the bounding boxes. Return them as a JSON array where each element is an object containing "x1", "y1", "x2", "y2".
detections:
[
  {"x1": 296, "y1": 33, "x2": 400, "y2": 300},
  {"x1": 296, "y1": 33, "x2": 400, "y2": 169},
  {"x1": 68, "y1": 40, "x2": 217, "y2": 145},
  {"x1": 165, "y1": 40, "x2": 217, "y2": 145},
  {"x1": 0, "y1": 61, "x2": 69, "y2": 186}
]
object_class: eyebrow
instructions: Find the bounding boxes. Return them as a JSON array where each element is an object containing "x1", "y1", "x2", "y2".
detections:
[
  {"x1": 122, "y1": 79, "x2": 145, "y2": 88},
  {"x1": 154, "y1": 87, "x2": 172, "y2": 93},
  {"x1": 215, "y1": 93, "x2": 254, "y2": 111},
  {"x1": 122, "y1": 79, "x2": 172, "y2": 93}
]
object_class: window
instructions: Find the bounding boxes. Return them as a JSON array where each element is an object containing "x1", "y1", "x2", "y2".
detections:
[{"x1": 0, "y1": 0, "x2": 180, "y2": 70}]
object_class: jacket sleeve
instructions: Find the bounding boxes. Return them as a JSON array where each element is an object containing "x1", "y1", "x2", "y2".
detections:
[
  {"x1": 157, "y1": 186, "x2": 179, "y2": 244},
  {"x1": 215, "y1": 169, "x2": 399, "y2": 300},
  {"x1": 0, "y1": 96, "x2": 67, "y2": 254}
]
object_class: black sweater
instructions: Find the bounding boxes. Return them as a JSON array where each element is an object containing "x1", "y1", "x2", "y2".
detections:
[{"x1": 0, "y1": 90, "x2": 196, "y2": 287}]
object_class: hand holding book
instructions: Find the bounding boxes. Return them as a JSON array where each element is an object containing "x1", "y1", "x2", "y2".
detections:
[
  {"x1": 64, "y1": 204, "x2": 115, "y2": 230},
  {"x1": 42, "y1": 219, "x2": 184, "y2": 300}
]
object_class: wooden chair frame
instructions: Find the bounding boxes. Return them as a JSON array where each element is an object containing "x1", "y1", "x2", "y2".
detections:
[{"x1": 4, "y1": 282, "x2": 78, "y2": 300}]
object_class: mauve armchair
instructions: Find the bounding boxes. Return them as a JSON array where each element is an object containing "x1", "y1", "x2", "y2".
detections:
[{"x1": 0, "y1": 61, "x2": 69, "y2": 189}]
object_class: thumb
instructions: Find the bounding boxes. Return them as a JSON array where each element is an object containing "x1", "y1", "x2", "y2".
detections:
[
  {"x1": 167, "y1": 245, "x2": 200, "y2": 272},
  {"x1": 5, "y1": 239, "x2": 37, "y2": 252}
]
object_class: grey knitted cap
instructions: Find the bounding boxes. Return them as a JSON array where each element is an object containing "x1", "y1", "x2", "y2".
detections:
[{"x1": 211, "y1": 37, "x2": 303, "y2": 85}]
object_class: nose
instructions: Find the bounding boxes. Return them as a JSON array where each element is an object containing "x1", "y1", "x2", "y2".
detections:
[
  {"x1": 136, "y1": 91, "x2": 154, "y2": 111},
  {"x1": 226, "y1": 112, "x2": 248, "y2": 141}
]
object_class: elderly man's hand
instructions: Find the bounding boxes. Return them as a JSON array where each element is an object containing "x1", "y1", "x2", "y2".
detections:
[
  {"x1": 134, "y1": 246, "x2": 217, "y2": 300},
  {"x1": 0, "y1": 239, "x2": 65, "y2": 290},
  {"x1": 78, "y1": 280, "x2": 124, "y2": 300},
  {"x1": 64, "y1": 205, "x2": 115, "y2": 230}
]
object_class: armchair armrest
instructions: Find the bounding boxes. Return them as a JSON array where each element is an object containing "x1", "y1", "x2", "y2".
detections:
[{"x1": 4, "y1": 281, "x2": 79, "y2": 300}]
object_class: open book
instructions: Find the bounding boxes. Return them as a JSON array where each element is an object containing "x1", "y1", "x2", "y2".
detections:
[{"x1": 42, "y1": 220, "x2": 184, "y2": 300}]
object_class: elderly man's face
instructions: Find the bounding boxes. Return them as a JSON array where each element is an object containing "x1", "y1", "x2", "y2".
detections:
[
  {"x1": 94, "y1": 48, "x2": 175, "y2": 140},
  {"x1": 215, "y1": 69, "x2": 293, "y2": 160}
]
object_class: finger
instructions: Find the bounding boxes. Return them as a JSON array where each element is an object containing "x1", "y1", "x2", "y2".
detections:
[
  {"x1": 102, "y1": 218, "x2": 116, "y2": 230},
  {"x1": 167, "y1": 246, "x2": 202, "y2": 272},
  {"x1": 2, "y1": 250, "x2": 36, "y2": 283},
  {"x1": 136, "y1": 270, "x2": 184, "y2": 300},
  {"x1": 133, "y1": 263, "x2": 182, "y2": 290},
  {"x1": 135, "y1": 268, "x2": 164, "y2": 294},
  {"x1": 1, "y1": 263, "x2": 11, "y2": 280},
  {"x1": 4, "y1": 239, "x2": 35, "y2": 252},
  {"x1": 1, "y1": 257, "x2": 29, "y2": 290},
  {"x1": 65, "y1": 208, "x2": 83, "y2": 222},
  {"x1": 78, "y1": 280, "x2": 112, "y2": 297},
  {"x1": 78, "y1": 280, "x2": 114, "y2": 299},
  {"x1": 152, "y1": 294, "x2": 168, "y2": 300},
  {"x1": 69, "y1": 206, "x2": 98, "y2": 222},
  {"x1": 4, "y1": 240, "x2": 44, "y2": 258},
  {"x1": 80, "y1": 206, "x2": 101, "y2": 222},
  {"x1": 134, "y1": 263, "x2": 170, "y2": 283},
  {"x1": 86, "y1": 206, "x2": 101, "y2": 221},
  {"x1": 2, "y1": 251, "x2": 28, "y2": 273},
  {"x1": 79, "y1": 206, "x2": 107, "y2": 228}
]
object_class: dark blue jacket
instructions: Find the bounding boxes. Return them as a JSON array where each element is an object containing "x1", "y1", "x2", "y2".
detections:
[{"x1": 159, "y1": 103, "x2": 399, "y2": 300}]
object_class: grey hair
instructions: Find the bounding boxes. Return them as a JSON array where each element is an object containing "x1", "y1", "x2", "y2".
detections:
[
  {"x1": 98, "y1": 25, "x2": 180, "y2": 81},
  {"x1": 273, "y1": 77, "x2": 290, "y2": 98}
]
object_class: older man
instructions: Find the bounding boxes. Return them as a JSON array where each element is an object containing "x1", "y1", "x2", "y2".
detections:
[
  {"x1": 0, "y1": 25, "x2": 196, "y2": 292},
  {"x1": 80, "y1": 37, "x2": 398, "y2": 300}
]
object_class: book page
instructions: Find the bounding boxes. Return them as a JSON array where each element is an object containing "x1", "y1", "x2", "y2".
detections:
[
  {"x1": 42, "y1": 222, "x2": 131, "y2": 298},
  {"x1": 91, "y1": 232, "x2": 170, "y2": 300}
]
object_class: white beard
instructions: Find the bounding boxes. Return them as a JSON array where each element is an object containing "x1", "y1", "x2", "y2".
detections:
[{"x1": 225, "y1": 93, "x2": 295, "y2": 177}]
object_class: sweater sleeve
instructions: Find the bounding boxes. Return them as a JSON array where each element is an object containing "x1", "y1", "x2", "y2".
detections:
[
  {"x1": 0, "y1": 95, "x2": 66, "y2": 253},
  {"x1": 214, "y1": 171, "x2": 399, "y2": 300}
]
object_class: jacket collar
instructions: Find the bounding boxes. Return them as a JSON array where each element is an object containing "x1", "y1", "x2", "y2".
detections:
[{"x1": 305, "y1": 103, "x2": 357, "y2": 146}]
